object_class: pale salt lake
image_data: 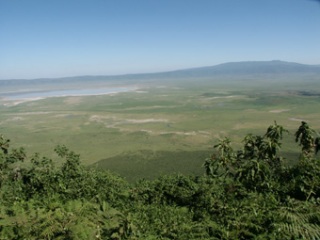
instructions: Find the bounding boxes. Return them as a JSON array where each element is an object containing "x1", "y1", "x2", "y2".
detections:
[{"x1": 1, "y1": 87, "x2": 134, "y2": 101}]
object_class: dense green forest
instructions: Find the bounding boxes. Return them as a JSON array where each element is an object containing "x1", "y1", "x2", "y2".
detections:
[{"x1": 1, "y1": 121, "x2": 320, "y2": 239}]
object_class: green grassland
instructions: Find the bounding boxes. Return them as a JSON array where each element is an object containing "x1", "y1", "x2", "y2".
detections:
[{"x1": 1, "y1": 78, "x2": 320, "y2": 181}]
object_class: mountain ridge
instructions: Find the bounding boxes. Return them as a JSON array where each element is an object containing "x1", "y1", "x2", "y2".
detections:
[{"x1": 1, "y1": 60, "x2": 320, "y2": 82}]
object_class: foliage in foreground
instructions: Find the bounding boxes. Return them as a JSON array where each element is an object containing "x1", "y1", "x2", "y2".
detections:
[{"x1": 1, "y1": 121, "x2": 320, "y2": 239}]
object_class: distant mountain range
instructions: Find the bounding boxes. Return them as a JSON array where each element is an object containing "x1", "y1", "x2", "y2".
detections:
[
  {"x1": 1, "y1": 60, "x2": 320, "y2": 85},
  {"x1": 164, "y1": 60, "x2": 320, "y2": 77}
]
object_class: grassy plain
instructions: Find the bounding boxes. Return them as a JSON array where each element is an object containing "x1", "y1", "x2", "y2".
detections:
[{"x1": 1, "y1": 78, "x2": 320, "y2": 181}]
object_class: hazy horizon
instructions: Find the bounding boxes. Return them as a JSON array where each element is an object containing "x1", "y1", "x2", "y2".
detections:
[
  {"x1": 1, "y1": 60, "x2": 320, "y2": 82},
  {"x1": 1, "y1": 0, "x2": 320, "y2": 79},
  {"x1": 1, "y1": 59, "x2": 320, "y2": 81}
]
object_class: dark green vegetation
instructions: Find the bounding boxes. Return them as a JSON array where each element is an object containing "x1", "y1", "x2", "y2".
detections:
[{"x1": 1, "y1": 121, "x2": 320, "y2": 239}]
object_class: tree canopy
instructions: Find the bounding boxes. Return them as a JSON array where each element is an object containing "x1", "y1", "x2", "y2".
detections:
[{"x1": 1, "y1": 121, "x2": 320, "y2": 239}]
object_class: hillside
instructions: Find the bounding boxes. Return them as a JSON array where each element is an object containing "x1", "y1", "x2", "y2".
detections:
[
  {"x1": 1, "y1": 60, "x2": 320, "y2": 89},
  {"x1": 165, "y1": 60, "x2": 320, "y2": 77}
]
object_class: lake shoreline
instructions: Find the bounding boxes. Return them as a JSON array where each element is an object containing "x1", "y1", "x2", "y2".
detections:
[{"x1": 0, "y1": 86, "x2": 138, "y2": 106}]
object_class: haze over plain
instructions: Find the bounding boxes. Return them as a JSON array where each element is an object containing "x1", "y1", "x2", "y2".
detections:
[{"x1": 1, "y1": 0, "x2": 320, "y2": 80}]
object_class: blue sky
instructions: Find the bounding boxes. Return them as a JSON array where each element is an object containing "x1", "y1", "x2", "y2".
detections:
[{"x1": 1, "y1": 0, "x2": 320, "y2": 79}]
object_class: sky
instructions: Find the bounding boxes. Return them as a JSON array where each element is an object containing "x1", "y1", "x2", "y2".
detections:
[{"x1": 0, "y1": 0, "x2": 320, "y2": 79}]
